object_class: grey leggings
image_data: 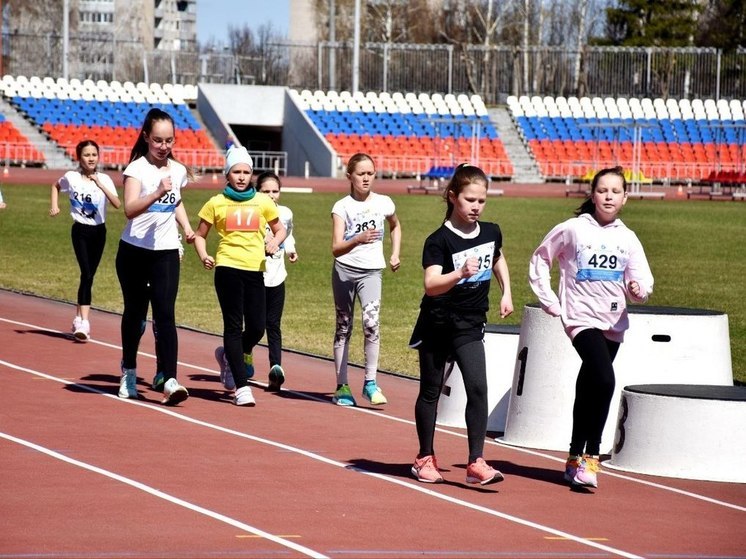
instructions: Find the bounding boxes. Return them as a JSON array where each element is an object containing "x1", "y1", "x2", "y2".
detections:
[{"x1": 331, "y1": 261, "x2": 382, "y2": 384}]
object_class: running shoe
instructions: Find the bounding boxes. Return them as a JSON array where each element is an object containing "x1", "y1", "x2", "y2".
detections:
[
  {"x1": 151, "y1": 371, "x2": 165, "y2": 392},
  {"x1": 573, "y1": 455, "x2": 600, "y2": 488},
  {"x1": 465, "y1": 457, "x2": 504, "y2": 485},
  {"x1": 74, "y1": 319, "x2": 90, "y2": 342},
  {"x1": 244, "y1": 353, "x2": 255, "y2": 379},
  {"x1": 267, "y1": 364, "x2": 285, "y2": 391},
  {"x1": 214, "y1": 346, "x2": 235, "y2": 390},
  {"x1": 564, "y1": 455, "x2": 583, "y2": 484},
  {"x1": 411, "y1": 455, "x2": 444, "y2": 483},
  {"x1": 162, "y1": 377, "x2": 189, "y2": 406},
  {"x1": 118, "y1": 365, "x2": 138, "y2": 399},
  {"x1": 72, "y1": 316, "x2": 82, "y2": 334},
  {"x1": 362, "y1": 380, "x2": 387, "y2": 405},
  {"x1": 332, "y1": 384, "x2": 356, "y2": 406},
  {"x1": 234, "y1": 385, "x2": 256, "y2": 406}
]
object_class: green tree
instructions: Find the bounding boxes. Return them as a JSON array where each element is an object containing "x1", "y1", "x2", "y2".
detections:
[
  {"x1": 603, "y1": 0, "x2": 702, "y2": 46},
  {"x1": 696, "y1": 0, "x2": 746, "y2": 50}
]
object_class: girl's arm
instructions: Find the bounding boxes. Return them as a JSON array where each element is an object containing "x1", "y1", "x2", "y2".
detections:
[
  {"x1": 265, "y1": 217, "x2": 287, "y2": 255},
  {"x1": 92, "y1": 174, "x2": 121, "y2": 209},
  {"x1": 424, "y1": 257, "x2": 480, "y2": 297},
  {"x1": 175, "y1": 202, "x2": 195, "y2": 243},
  {"x1": 528, "y1": 224, "x2": 565, "y2": 317},
  {"x1": 122, "y1": 175, "x2": 171, "y2": 219},
  {"x1": 492, "y1": 252, "x2": 514, "y2": 318},
  {"x1": 386, "y1": 212, "x2": 401, "y2": 272},
  {"x1": 284, "y1": 212, "x2": 298, "y2": 262},
  {"x1": 625, "y1": 235, "x2": 654, "y2": 303},
  {"x1": 193, "y1": 219, "x2": 214, "y2": 269},
  {"x1": 331, "y1": 214, "x2": 380, "y2": 257},
  {"x1": 49, "y1": 181, "x2": 62, "y2": 216}
]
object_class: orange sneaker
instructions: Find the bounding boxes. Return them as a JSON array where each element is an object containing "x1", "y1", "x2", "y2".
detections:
[
  {"x1": 466, "y1": 457, "x2": 504, "y2": 485},
  {"x1": 411, "y1": 455, "x2": 444, "y2": 483}
]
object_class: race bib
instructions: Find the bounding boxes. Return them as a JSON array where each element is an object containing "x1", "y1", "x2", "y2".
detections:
[
  {"x1": 452, "y1": 241, "x2": 494, "y2": 284},
  {"x1": 576, "y1": 243, "x2": 626, "y2": 282},
  {"x1": 226, "y1": 206, "x2": 260, "y2": 231}
]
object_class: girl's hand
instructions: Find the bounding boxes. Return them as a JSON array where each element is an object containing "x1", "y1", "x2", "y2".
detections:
[
  {"x1": 459, "y1": 257, "x2": 479, "y2": 279},
  {"x1": 628, "y1": 280, "x2": 641, "y2": 297},
  {"x1": 357, "y1": 228, "x2": 383, "y2": 244},
  {"x1": 389, "y1": 255, "x2": 400, "y2": 272},
  {"x1": 183, "y1": 229, "x2": 196, "y2": 244},
  {"x1": 201, "y1": 255, "x2": 215, "y2": 270},
  {"x1": 288, "y1": 252, "x2": 298, "y2": 263},
  {"x1": 265, "y1": 239, "x2": 280, "y2": 255},
  {"x1": 499, "y1": 296, "x2": 514, "y2": 318},
  {"x1": 49, "y1": 206, "x2": 60, "y2": 217},
  {"x1": 158, "y1": 176, "x2": 173, "y2": 195}
]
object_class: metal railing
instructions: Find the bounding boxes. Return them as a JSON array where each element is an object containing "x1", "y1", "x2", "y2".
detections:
[{"x1": 3, "y1": 32, "x2": 745, "y2": 103}]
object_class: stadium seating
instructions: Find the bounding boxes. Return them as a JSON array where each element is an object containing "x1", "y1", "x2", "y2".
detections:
[
  {"x1": 0, "y1": 114, "x2": 45, "y2": 166},
  {"x1": 0, "y1": 75, "x2": 220, "y2": 169},
  {"x1": 291, "y1": 89, "x2": 513, "y2": 178},
  {"x1": 508, "y1": 94, "x2": 746, "y2": 183}
]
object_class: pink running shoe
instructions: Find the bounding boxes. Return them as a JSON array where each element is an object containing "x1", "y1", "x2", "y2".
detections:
[
  {"x1": 466, "y1": 457, "x2": 504, "y2": 485},
  {"x1": 411, "y1": 455, "x2": 443, "y2": 483},
  {"x1": 573, "y1": 455, "x2": 600, "y2": 488}
]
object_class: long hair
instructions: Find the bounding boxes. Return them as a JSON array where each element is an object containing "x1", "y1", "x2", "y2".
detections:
[
  {"x1": 575, "y1": 166, "x2": 627, "y2": 216},
  {"x1": 128, "y1": 108, "x2": 194, "y2": 180},
  {"x1": 442, "y1": 163, "x2": 488, "y2": 221},
  {"x1": 345, "y1": 152, "x2": 375, "y2": 192}
]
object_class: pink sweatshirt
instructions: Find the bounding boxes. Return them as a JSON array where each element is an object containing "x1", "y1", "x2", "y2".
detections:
[{"x1": 529, "y1": 213, "x2": 654, "y2": 342}]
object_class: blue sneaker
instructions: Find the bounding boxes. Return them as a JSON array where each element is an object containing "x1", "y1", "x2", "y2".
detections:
[
  {"x1": 268, "y1": 364, "x2": 285, "y2": 391},
  {"x1": 332, "y1": 384, "x2": 356, "y2": 406},
  {"x1": 244, "y1": 353, "x2": 255, "y2": 379},
  {"x1": 152, "y1": 371, "x2": 165, "y2": 392},
  {"x1": 362, "y1": 380, "x2": 387, "y2": 405}
]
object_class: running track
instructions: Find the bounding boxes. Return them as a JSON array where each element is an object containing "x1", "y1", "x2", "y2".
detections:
[{"x1": 1, "y1": 289, "x2": 744, "y2": 558}]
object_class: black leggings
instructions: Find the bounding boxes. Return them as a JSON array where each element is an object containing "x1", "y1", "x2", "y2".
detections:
[
  {"x1": 265, "y1": 282, "x2": 285, "y2": 367},
  {"x1": 71, "y1": 222, "x2": 106, "y2": 306},
  {"x1": 116, "y1": 240, "x2": 180, "y2": 379},
  {"x1": 214, "y1": 266, "x2": 266, "y2": 388},
  {"x1": 415, "y1": 340, "x2": 488, "y2": 465},
  {"x1": 570, "y1": 328, "x2": 620, "y2": 456}
]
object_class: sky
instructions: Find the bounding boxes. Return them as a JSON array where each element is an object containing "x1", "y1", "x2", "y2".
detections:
[{"x1": 196, "y1": 0, "x2": 290, "y2": 46}]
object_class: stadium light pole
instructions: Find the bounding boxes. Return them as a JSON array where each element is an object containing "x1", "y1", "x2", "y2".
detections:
[
  {"x1": 63, "y1": 0, "x2": 70, "y2": 80},
  {"x1": 352, "y1": 0, "x2": 360, "y2": 93}
]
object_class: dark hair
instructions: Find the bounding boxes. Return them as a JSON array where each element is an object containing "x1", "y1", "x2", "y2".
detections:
[
  {"x1": 575, "y1": 166, "x2": 627, "y2": 216},
  {"x1": 346, "y1": 152, "x2": 375, "y2": 176},
  {"x1": 256, "y1": 170, "x2": 282, "y2": 191},
  {"x1": 75, "y1": 139, "x2": 99, "y2": 161},
  {"x1": 128, "y1": 108, "x2": 194, "y2": 180},
  {"x1": 442, "y1": 163, "x2": 489, "y2": 220}
]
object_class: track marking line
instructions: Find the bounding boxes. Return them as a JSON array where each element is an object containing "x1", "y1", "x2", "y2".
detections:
[
  {"x1": 2, "y1": 316, "x2": 745, "y2": 514},
  {"x1": 0, "y1": 431, "x2": 328, "y2": 559},
  {"x1": 1, "y1": 358, "x2": 643, "y2": 559}
]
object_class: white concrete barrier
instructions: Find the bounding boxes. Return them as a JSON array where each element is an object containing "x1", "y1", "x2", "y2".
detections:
[
  {"x1": 499, "y1": 304, "x2": 733, "y2": 453},
  {"x1": 436, "y1": 324, "x2": 520, "y2": 433},
  {"x1": 607, "y1": 385, "x2": 746, "y2": 483}
]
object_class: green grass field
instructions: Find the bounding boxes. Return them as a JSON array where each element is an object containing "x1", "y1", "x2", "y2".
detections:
[{"x1": 0, "y1": 182, "x2": 743, "y2": 383}]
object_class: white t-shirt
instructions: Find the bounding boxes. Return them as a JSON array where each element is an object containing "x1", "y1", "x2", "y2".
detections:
[
  {"x1": 331, "y1": 193, "x2": 395, "y2": 270},
  {"x1": 264, "y1": 204, "x2": 296, "y2": 287},
  {"x1": 59, "y1": 171, "x2": 117, "y2": 226},
  {"x1": 120, "y1": 157, "x2": 188, "y2": 251}
]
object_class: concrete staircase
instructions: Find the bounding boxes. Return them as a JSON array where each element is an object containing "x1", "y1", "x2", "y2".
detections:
[
  {"x1": 489, "y1": 107, "x2": 543, "y2": 183},
  {"x1": 0, "y1": 98, "x2": 74, "y2": 170}
]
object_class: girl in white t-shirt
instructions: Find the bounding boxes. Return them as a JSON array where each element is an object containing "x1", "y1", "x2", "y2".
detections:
[
  {"x1": 115, "y1": 108, "x2": 195, "y2": 406},
  {"x1": 330, "y1": 153, "x2": 401, "y2": 406},
  {"x1": 50, "y1": 139, "x2": 120, "y2": 341}
]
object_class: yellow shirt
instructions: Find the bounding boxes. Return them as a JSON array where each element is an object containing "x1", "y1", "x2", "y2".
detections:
[{"x1": 198, "y1": 191, "x2": 279, "y2": 271}]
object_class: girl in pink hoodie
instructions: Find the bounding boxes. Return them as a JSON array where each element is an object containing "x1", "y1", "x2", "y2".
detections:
[{"x1": 529, "y1": 166, "x2": 654, "y2": 489}]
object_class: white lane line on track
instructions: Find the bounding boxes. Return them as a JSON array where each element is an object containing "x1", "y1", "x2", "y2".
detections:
[
  {"x1": 1, "y1": 358, "x2": 642, "y2": 559},
  {"x1": 0, "y1": 429, "x2": 328, "y2": 558},
  {"x1": 2, "y1": 316, "x2": 745, "y2": 514}
]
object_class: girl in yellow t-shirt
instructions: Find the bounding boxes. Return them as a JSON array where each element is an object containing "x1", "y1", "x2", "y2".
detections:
[{"x1": 194, "y1": 146, "x2": 286, "y2": 406}]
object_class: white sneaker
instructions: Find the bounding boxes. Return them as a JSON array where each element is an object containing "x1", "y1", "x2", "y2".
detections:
[
  {"x1": 234, "y1": 385, "x2": 256, "y2": 406},
  {"x1": 74, "y1": 319, "x2": 90, "y2": 342},
  {"x1": 162, "y1": 377, "x2": 189, "y2": 405},
  {"x1": 72, "y1": 316, "x2": 82, "y2": 334},
  {"x1": 118, "y1": 367, "x2": 138, "y2": 399},
  {"x1": 214, "y1": 346, "x2": 235, "y2": 390}
]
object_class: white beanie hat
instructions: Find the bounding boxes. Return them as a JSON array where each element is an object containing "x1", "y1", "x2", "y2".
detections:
[{"x1": 224, "y1": 145, "x2": 254, "y2": 175}]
